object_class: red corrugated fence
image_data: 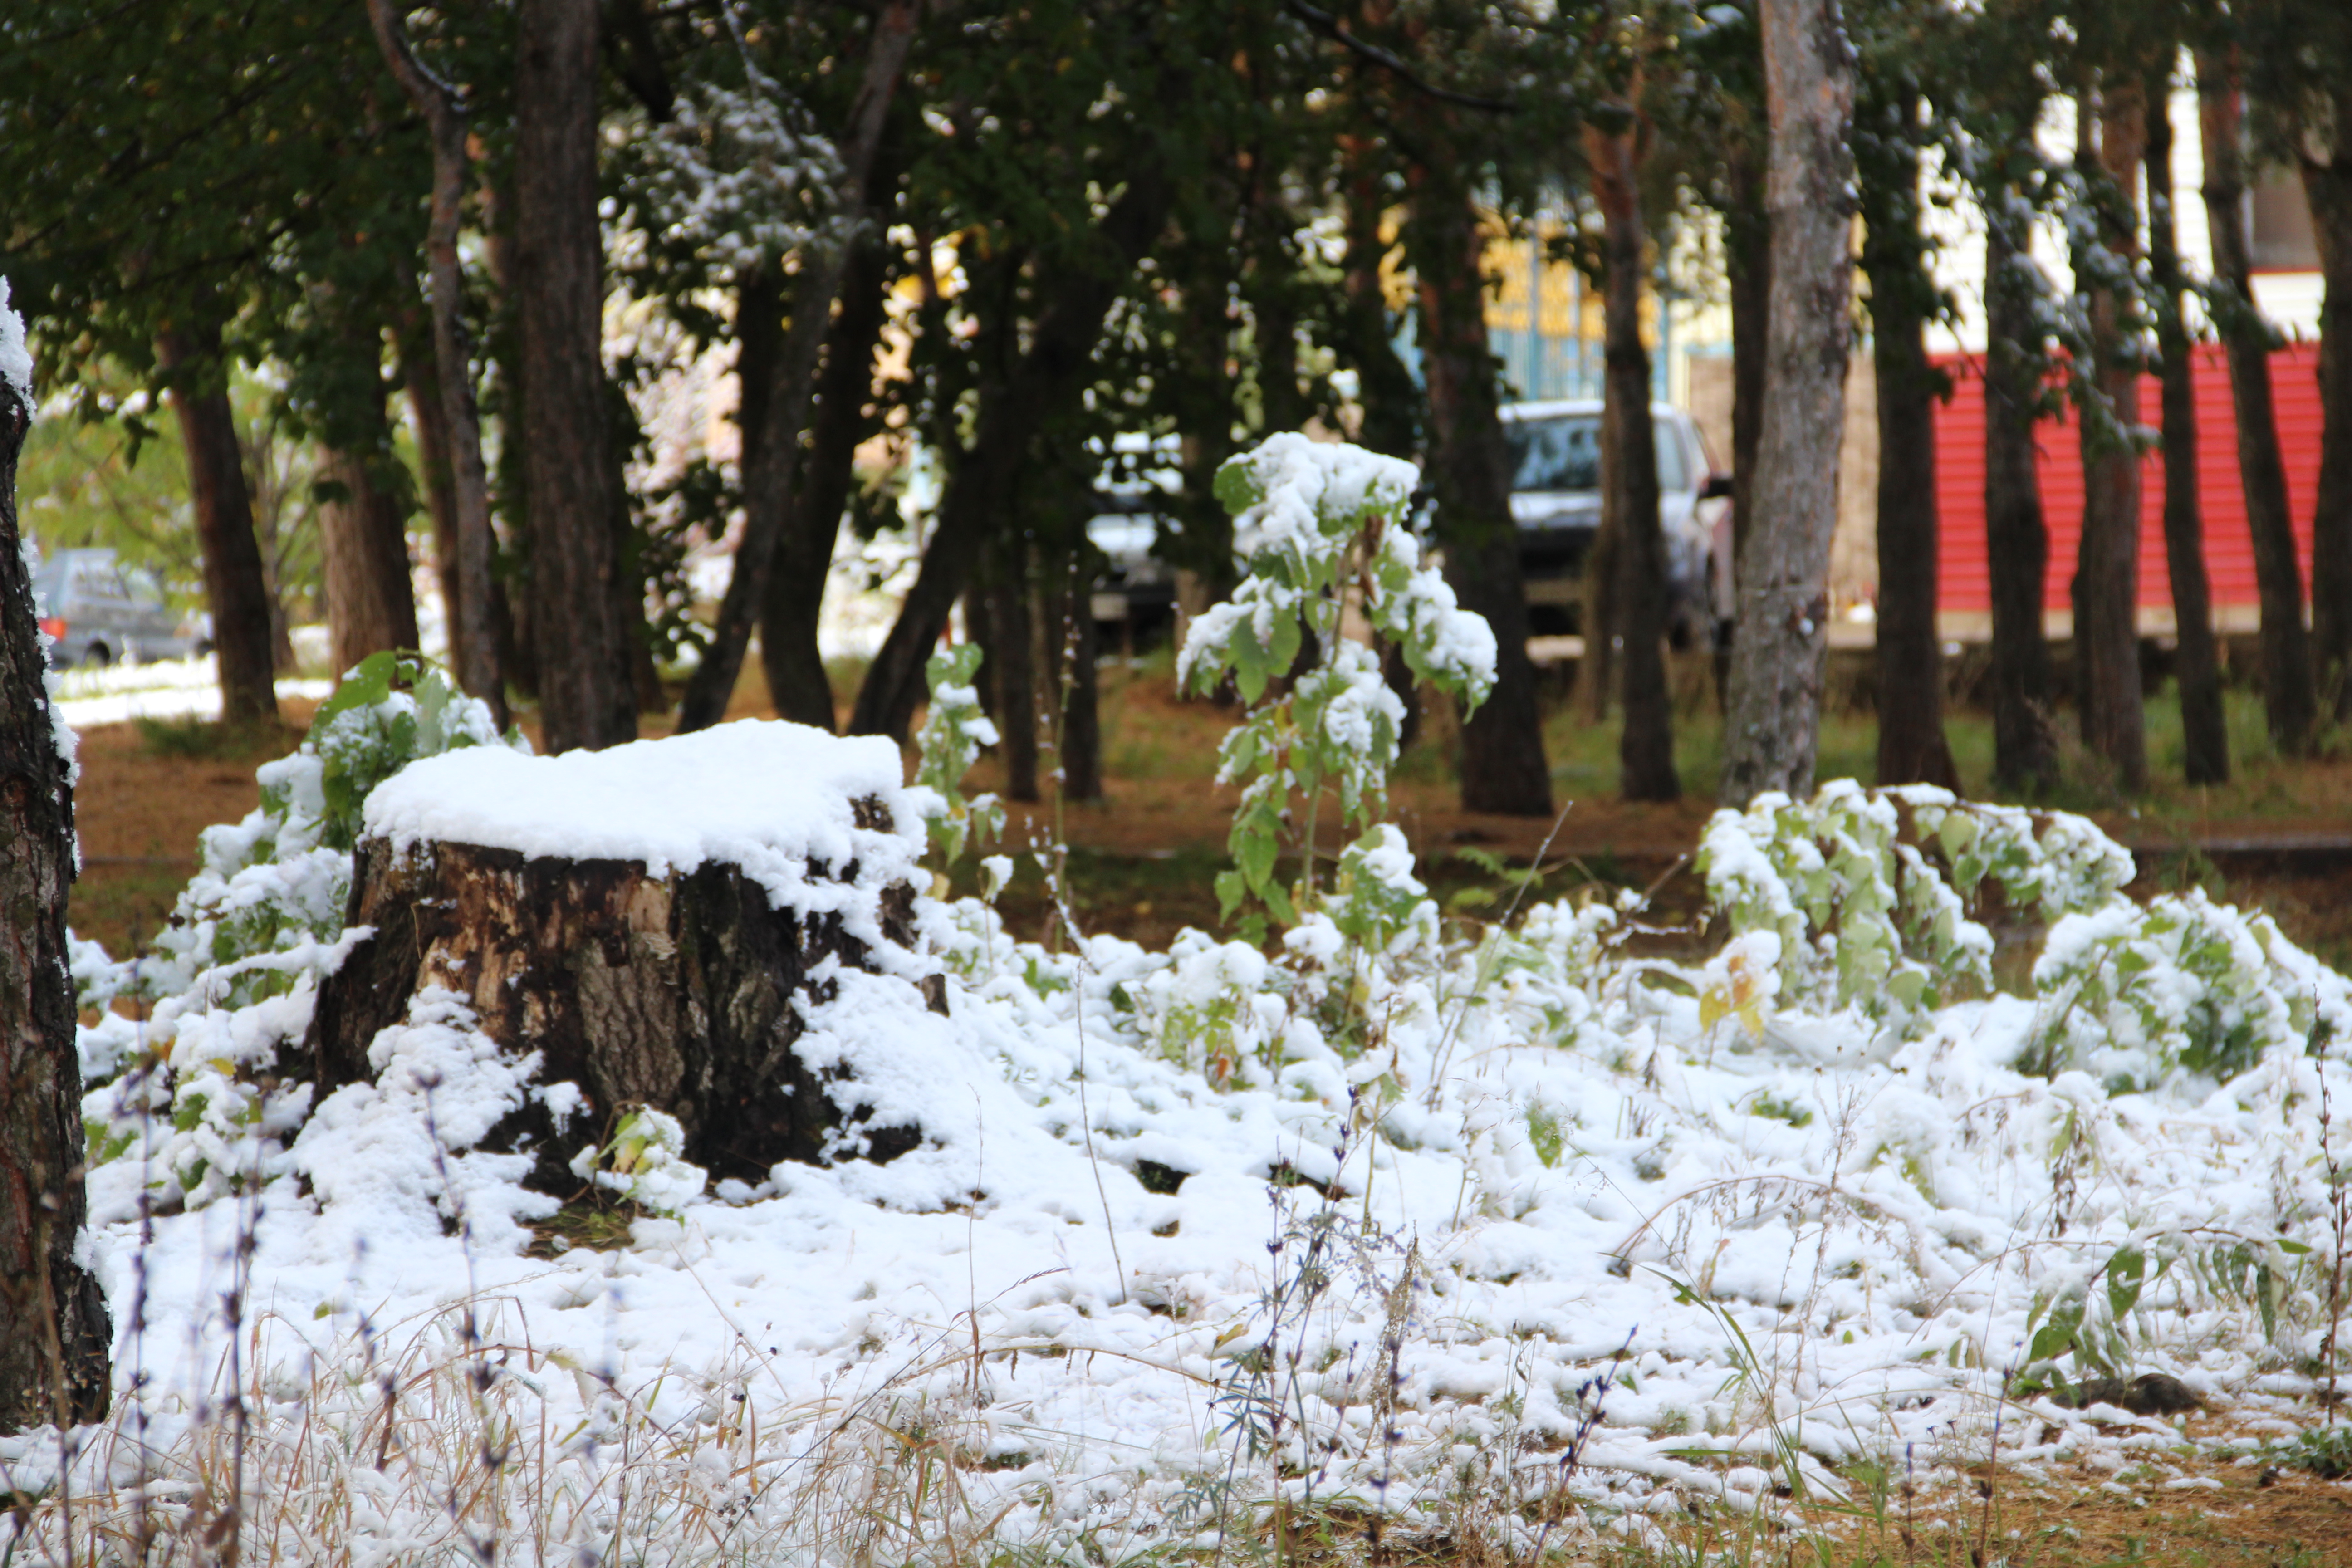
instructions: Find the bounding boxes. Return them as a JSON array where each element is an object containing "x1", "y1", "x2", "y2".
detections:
[{"x1": 1931, "y1": 341, "x2": 2321, "y2": 618}]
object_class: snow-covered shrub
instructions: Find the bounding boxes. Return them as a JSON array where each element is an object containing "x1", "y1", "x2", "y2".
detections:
[
  {"x1": 1180, "y1": 432, "x2": 1494, "y2": 928},
  {"x1": 1697, "y1": 781, "x2": 2131, "y2": 1030},
  {"x1": 2028, "y1": 890, "x2": 2352, "y2": 1089},
  {"x1": 77, "y1": 652, "x2": 523, "y2": 1214},
  {"x1": 141, "y1": 650, "x2": 521, "y2": 1006}
]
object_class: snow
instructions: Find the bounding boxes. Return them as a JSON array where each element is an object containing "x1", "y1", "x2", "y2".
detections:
[
  {"x1": 16, "y1": 694, "x2": 2352, "y2": 1555},
  {"x1": 365, "y1": 719, "x2": 921, "y2": 931},
  {"x1": 0, "y1": 276, "x2": 30, "y2": 405},
  {"x1": 49, "y1": 654, "x2": 332, "y2": 728}
]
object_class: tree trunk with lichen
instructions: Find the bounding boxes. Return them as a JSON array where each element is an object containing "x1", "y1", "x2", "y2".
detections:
[
  {"x1": 0, "y1": 349, "x2": 112, "y2": 1434},
  {"x1": 307, "y1": 816, "x2": 943, "y2": 1192}
]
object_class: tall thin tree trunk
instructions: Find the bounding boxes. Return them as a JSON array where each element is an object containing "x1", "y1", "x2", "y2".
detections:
[
  {"x1": 513, "y1": 0, "x2": 632, "y2": 751},
  {"x1": 1587, "y1": 119, "x2": 1677, "y2": 801},
  {"x1": 2072, "y1": 81, "x2": 2148, "y2": 793},
  {"x1": 1342, "y1": 158, "x2": 1421, "y2": 462},
  {"x1": 1984, "y1": 183, "x2": 2058, "y2": 789},
  {"x1": 2146, "y1": 81, "x2": 2229, "y2": 784},
  {"x1": 980, "y1": 531, "x2": 1038, "y2": 802},
  {"x1": 1411, "y1": 180, "x2": 1553, "y2": 818},
  {"x1": 367, "y1": 0, "x2": 505, "y2": 724},
  {"x1": 318, "y1": 443, "x2": 421, "y2": 678},
  {"x1": 2199, "y1": 55, "x2": 2316, "y2": 755},
  {"x1": 156, "y1": 324, "x2": 279, "y2": 726},
  {"x1": 0, "y1": 327, "x2": 112, "y2": 1435},
  {"x1": 2306, "y1": 111, "x2": 2352, "y2": 719},
  {"x1": 401, "y1": 332, "x2": 466, "y2": 672},
  {"x1": 1719, "y1": 0, "x2": 1856, "y2": 806},
  {"x1": 1721, "y1": 132, "x2": 1771, "y2": 703},
  {"x1": 1046, "y1": 554, "x2": 1102, "y2": 803},
  {"x1": 761, "y1": 241, "x2": 890, "y2": 731},
  {"x1": 1858, "y1": 84, "x2": 1958, "y2": 789},
  {"x1": 679, "y1": 0, "x2": 917, "y2": 732},
  {"x1": 848, "y1": 171, "x2": 1175, "y2": 744}
]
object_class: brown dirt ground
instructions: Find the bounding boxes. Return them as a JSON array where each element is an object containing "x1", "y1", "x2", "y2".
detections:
[{"x1": 63, "y1": 662, "x2": 2352, "y2": 967}]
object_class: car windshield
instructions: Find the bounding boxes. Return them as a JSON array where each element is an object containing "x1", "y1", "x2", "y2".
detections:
[{"x1": 1505, "y1": 414, "x2": 1688, "y2": 495}]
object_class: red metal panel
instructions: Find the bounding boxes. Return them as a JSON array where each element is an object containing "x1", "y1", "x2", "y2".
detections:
[{"x1": 1929, "y1": 341, "x2": 2321, "y2": 616}]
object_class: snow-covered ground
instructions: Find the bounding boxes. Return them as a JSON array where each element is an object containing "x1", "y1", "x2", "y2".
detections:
[
  {"x1": 10, "y1": 703, "x2": 2348, "y2": 1563},
  {"x1": 50, "y1": 652, "x2": 332, "y2": 729},
  {"x1": 7, "y1": 442, "x2": 2345, "y2": 1563}
]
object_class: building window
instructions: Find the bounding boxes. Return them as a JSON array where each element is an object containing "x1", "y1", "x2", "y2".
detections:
[{"x1": 2249, "y1": 166, "x2": 2321, "y2": 273}]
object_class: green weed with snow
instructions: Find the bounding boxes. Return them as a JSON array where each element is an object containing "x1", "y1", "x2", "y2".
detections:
[{"x1": 11, "y1": 437, "x2": 2352, "y2": 1568}]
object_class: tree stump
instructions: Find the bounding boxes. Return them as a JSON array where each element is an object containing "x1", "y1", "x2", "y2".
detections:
[{"x1": 305, "y1": 725, "x2": 945, "y2": 1191}]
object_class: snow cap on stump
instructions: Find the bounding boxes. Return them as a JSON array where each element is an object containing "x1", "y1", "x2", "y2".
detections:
[{"x1": 312, "y1": 720, "x2": 944, "y2": 1195}]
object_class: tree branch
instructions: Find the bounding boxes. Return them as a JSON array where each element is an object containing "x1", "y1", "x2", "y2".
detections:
[{"x1": 1285, "y1": 0, "x2": 1514, "y2": 116}]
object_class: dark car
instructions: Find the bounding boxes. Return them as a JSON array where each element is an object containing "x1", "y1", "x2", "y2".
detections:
[{"x1": 1502, "y1": 399, "x2": 1731, "y2": 644}]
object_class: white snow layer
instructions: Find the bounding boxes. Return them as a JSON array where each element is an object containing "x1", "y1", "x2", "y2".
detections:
[
  {"x1": 17, "y1": 738, "x2": 2352, "y2": 1558},
  {"x1": 365, "y1": 718, "x2": 919, "y2": 921},
  {"x1": 0, "y1": 277, "x2": 30, "y2": 404}
]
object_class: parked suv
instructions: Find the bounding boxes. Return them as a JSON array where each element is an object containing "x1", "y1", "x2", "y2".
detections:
[
  {"x1": 29, "y1": 547, "x2": 211, "y2": 666},
  {"x1": 1501, "y1": 399, "x2": 1730, "y2": 643}
]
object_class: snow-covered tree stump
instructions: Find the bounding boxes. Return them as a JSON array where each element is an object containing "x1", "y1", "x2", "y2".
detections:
[{"x1": 305, "y1": 724, "x2": 943, "y2": 1192}]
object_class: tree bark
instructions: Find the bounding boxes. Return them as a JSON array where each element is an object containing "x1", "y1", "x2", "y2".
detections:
[
  {"x1": 1587, "y1": 120, "x2": 1677, "y2": 802},
  {"x1": 2199, "y1": 56, "x2": 2316, "y2": 755},
  {"x1": 156, "y1": 325, "x2": 279, "y2": 727},
  {"x1": 400, "y1": 333, "x2": 466, "y2": 671},
  {"x1": 1983, "y1": 184, "x2": 2059, "y2": 789},
  {"x1": 512, "y1": 0, "x2": 632, "y2": 752},
  {"x1": 0, "y1": 347, "x2": 112, "y2": 1434},
  {"x1": 367, "y1": 0, "x2": 506, "y2": 725},
  {"x1": 1410, "y1": 180, "x2": 1553, "y2": 817},
  {"x1": 760, "y1": 242, "x2": 891, "y2": 731},
  {"x1": 978, "y1": 531, "x2": 1039, "y2": 802},
  {"x1": 1727, "y1": 125, "x2": 1770, "y2": 597},
  {"x1": 1719, "y1": 0, "x2": 1856, "y2": 806},
  {"x1": 1044, "y1": 556, "x2": 1102, "y2": 802},
  {"x1": 1342, "y1": 158, "x2": 1421, "y2": 462},
  {"x1": 679, "y1": 0, "x2": 918, "y2": 733},
  {"x1": 1857, "y1": 83, "x2": 1959, "y2": 790},
  {"x1": 1720, "y1": 131, "x2": 1771, "y2": 705},
  {"x1": 2146, "y1": 82, "x2": 2230, "y2": 784},
  {"x1": 309, "y1": 831, "x2": 939, "y2": 1192},
  {"x1": 2071, "y1": 82, "x2": 2148, "y2": 793},
  {"x1": 318, "y1": 443, "x2": 421, "y2": 679},
  {"x1": 847, "y1": 170, "x2": 1175, "y2": 745},
  {"x1": 2307, "y1": 109, "x2": 2352, "y2": 719}
]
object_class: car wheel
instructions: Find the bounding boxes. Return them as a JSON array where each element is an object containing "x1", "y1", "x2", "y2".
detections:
[{"x1": 83, "y1": 641, "x2": 113, "y2": 668}]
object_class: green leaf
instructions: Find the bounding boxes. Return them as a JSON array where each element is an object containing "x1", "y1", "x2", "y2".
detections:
[{"x1": 2105, "y1": 1245, "x2": 2146, "y2": 1323}]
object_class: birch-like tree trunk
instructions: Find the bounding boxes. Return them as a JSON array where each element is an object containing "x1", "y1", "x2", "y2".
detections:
[
  {"x1": 2199, "y1": 56, "x2": 2316, "y2": 755},
  {"x1": 0, "y1": 323, "x2": 112, "y2": 1434},
  {"x1": 1719, "y1": 0, "x2": 1856, "y2": 805}
]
